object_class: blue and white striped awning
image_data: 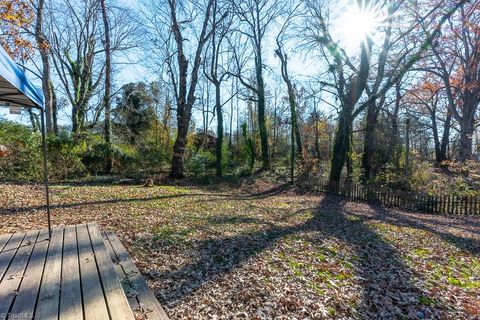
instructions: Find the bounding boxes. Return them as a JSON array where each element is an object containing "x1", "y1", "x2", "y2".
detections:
[{"x1": 0, "y1": 46, "x2": 44, "y2": 109}]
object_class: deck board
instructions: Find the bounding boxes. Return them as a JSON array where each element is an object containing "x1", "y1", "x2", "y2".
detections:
[
  {"x1": 88, "y1": 223, "x2": 134, "y2": 320},
  {"x1": 0, "y1": 233, "x2": 12, "y2": 253},
  {"x1": 35, "y1": 227, "x2": 64, "y2": 320},
  {"x1": 0, "y1": 224, "x2": 147, "y2": 320},
  {"x1": 101, "y1": 231, "x2": 141, "y2": 313},
  {"x1": 9, "y1": 229, "x2": 50, "y2": 318},
  {"x1": 0, "y1": 233, "x2": 25, "y2": 282},
  {"x1": 77, "y1": 223, "x2": 110, "y2": 319},
  {"x1": 59, "y1": 225, "x2": 83, "y2": 320},
  {"x1": 0, "y1": 230, "x2": 39, "y2": 319},
  {"x1": 103, "y1": 231, "x2": 169, "y2": 320}
]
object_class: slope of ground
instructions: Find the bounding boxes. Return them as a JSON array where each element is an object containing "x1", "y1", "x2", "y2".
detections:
[{"x1": 1, "y1": 179, "x2": 479, "y2": 319}]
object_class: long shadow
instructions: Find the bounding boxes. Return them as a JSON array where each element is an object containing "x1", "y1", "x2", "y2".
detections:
[
  {"x1": 0, "y1": 193, "x2": 203, "y2": 215},
  {"x1": 308, "y1": 196, "x2": 429, "y2": 318},
  {"x1": 152, "y1": 195, "x2": 434, "y2": 318},
  {"x1": 365, "y1": 204, "x2": 480, "y2": 256},
  {"x1": 0, "y1": 183, "x2": 293, "y2": 216}
]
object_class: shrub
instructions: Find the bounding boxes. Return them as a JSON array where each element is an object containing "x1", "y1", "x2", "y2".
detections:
[
  {"x1": 0, "y1": 121, "x2": 42, "y2": 180},
  {"x1": 185, "y1": 149, "x2": 215, "y2": 177},
  {"x1": 136, "y1": 144, "x2": 171, "y2": 173},
  {"x1": 82, "y1": 143, "x2": 136, "y2": 174},
  {"x1": 47, "y1": 133, "x2": 86, "y2": 179}
]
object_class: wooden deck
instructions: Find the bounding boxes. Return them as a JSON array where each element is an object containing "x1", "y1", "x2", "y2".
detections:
[
  {"x1": 102, "y1": 231, "x2": 168, "y2": 320},
  {"x1": 0, "y1": 223, "x2": 168, "y2": 320}
]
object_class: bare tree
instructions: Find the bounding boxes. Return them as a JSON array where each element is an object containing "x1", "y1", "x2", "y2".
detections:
[
  {"x1": 100, "y1": 0, "x2": 112, "y2": 172},
  {"x1": 49, "y1": 0, "x2": 137, "y2": 137},
  {"x1": 423, "y1": 3, "x2": 480, "y2": 162},
  {"x1": 34, "y1": 0, "x2": 56, "y2": 134},
  {"x1": 230, "y1": 0, "x2": 285, "y2": 170},
  {"x1": 305, "y1": 0, "x2": 470, "y2": 185},
  {"x1": 143, "y1": 0, "x2": 227, "y2": 178},
  {"x1": 274, "y1": 3, "x2": 303, "y2": 165},
  {"x1": 204, "y1": 0, "x2": 233, "y2": 177}
]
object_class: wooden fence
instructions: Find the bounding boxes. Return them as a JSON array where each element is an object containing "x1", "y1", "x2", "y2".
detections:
[{"x1": 307, "y1": 178, "x2": 480, "y2": 215}]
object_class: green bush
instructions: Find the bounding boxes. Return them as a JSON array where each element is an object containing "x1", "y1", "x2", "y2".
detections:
[
  {"x1": 0, "y1": 121, "x2": 42, "y2": 180},
  {"x1": 185, "y1": 149, "x2": 215, "y2": 177},
  {"x1": 373, "y1": 163, "x2": 411, "y2": 191},
  {"x1": 82, "y1": 143, "x2": 136, "y2": 174},
  {"x1": 47, "y1": 133, "x2": 86, "y2": 179},
  {"x1": 136, "y1": 144, "x2": 170, "y2": 172}
]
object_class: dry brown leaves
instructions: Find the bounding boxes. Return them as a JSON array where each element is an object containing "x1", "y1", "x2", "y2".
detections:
[{"x1": 0, "y1": 180, "x2": 479, "y2": 319}]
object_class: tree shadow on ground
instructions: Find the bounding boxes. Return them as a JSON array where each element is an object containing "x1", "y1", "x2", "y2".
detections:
[
  {"x1": 152, "y1": 194, "x2": 441, "y2": 318},
  {"x1": 363, "y1": 204, "x2": 480, "y2": 256},
  {"x1": 0, "y1": 182, "x2": 291, "y2": 216},
  {"x1": 0, "y1": 193, "x2": 204, "y2": 215}
]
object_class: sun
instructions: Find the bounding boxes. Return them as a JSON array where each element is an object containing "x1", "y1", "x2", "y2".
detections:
[{"x1": 334, "y1": 1, "x2": 386, "y2": 54}]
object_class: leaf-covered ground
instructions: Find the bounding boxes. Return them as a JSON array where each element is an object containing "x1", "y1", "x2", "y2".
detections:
[{"x1": 1, "y1": 178, "x2": 479, "y2": 319}]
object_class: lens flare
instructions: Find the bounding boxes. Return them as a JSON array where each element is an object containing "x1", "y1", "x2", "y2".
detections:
[{"x1": 335, "y1": 1, "x2": 387, "y2": 54}]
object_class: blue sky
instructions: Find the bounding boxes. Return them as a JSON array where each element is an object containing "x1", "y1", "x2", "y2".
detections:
[{"x1": 1, "y1": 0, "x2": 367, "y2": 130}]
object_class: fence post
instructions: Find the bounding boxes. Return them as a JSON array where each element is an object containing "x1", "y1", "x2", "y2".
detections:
[
  {"x1": 455, "y1": 195, "x2": 459, "y2": 215},
  {"x1": 469, "y1": 196, "x2": 472, "y2": 215},
  {"x1": 442, "y1": 195, "x2": 446, "y2": 214}
]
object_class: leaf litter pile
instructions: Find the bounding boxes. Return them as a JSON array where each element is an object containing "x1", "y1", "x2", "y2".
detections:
[{"x1": 1, "y1": 179, "x2": 479, "y2": 319}]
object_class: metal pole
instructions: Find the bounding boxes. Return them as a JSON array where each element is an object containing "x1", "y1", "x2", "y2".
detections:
[
  {"x1": 40, "y1": 109, "x2": 52, "y2": 238},
  {"x1": 405, "y1": 118, "x2": 411, "y2": 177}
]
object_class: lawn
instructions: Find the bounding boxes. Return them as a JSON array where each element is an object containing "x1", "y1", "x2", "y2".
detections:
[{"x1": 1, "y1": 178, "x2": 479, "y2": 319}]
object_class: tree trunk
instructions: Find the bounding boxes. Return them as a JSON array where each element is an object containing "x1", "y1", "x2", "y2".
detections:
[
  {"x1": 204, "y1": 84, "x2": 210, "y2": 148},
  {"x1": 405, "y1": 118, "x2": 411, "y2": 176},
  {"x1": 458, "y1": 119, "x2": 474, "y2": 162},
  {"x1": 28, "y1": 109, "x2": 39, "y2": 132},
  {"x1": 100, "y1": 0, "x2": 113, "y2": 173},
  {"x1": 72, "y1": 105, "x2": 80, "y2": 137},
  {"x1": 215, "y1": 84, "x2": 223, "y2": 177},
  {"x1": 289, "y1": 86, "x2": 303, "y2": 162},
  {"x1": 276, "y1": 46, "x2": 303, "y2": 162},
  {"x1": 390, "y1": 81, "x2": 402, "y2": 169},
  {"x1": 272, "y1": 99, "x2": 277, "y2": 159},
  {"x1": 432, "y1": 112, "x2": 441, "y2": 163},
  {"x1": 255, "y1": 47, "x2": 270, "y2": 170},
  {"x1": 361, "y1": 98, "x2": 377, "y2": 182},
  {"x1": 290, "y1": 114, "x2": 294, "y2": 183},
  {"x1": 329, "y1": 108, "x2": 352, "y2": 184},
  {"x1": 439, "y1": 110, "x2": 451, "y2": 162},
  {"x1": 229, "y1": 80, "x2": 234, "y2": 149},
  {"x1": 458, "y1": 101, "x2": 475, "y2": 162},
  {"x1": 313, "y1": 106, "x2": 322, "y2": 163},
  {"x1": 171, "y1": 106, "x2": 191, "y2": 178},
  {"x1": 49, "y1": 81, "x2": 58, "y2": 135},
  {"x1": 35, "y1": 0, "x2": 54, "y2": 134}
]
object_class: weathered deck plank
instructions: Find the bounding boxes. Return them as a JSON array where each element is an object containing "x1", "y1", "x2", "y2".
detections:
[
  {"x1": 103, "y1": 230, "x2": 169, "y2": 320},
  {"x1": 35, "y1": 228, "x2": 64, "y2": 320},
  {"x1": 0, "y1": 233, "x2": 25, "y2": 282},
  {"x1": 59, "y1": 225, "x2": 83, "y2": 320},
  {"x1": 0, "y1": 224, "x2": 145, "y2": 319},
  {"x1": 0, "y1": 230, "x2": 39, "y2": 319},
  {"x1": 88, "y1": 223, "x2": 134, "y2": 320},
  {"x1": 9, "y1": 229, "x2": 50, "y2": 318},
  {"x1": 77, "y1": 223, "x2": 110, "y2": 319},
  {"x1": 101, "y1": 231, "x2": 140, "y2": 313},
  {"x1": 0, "y1": 233, "x2": 12, "y2": 253}
]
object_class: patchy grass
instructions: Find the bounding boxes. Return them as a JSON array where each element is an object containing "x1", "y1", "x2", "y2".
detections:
[{"x1": 1, "y1": 179, "x2": 479, "y2": 319}]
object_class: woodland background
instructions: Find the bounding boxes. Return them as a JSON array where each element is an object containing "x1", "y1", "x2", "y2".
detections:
[{"x1": 1, "y1": 0, "x2": 480, "y2": 198}]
